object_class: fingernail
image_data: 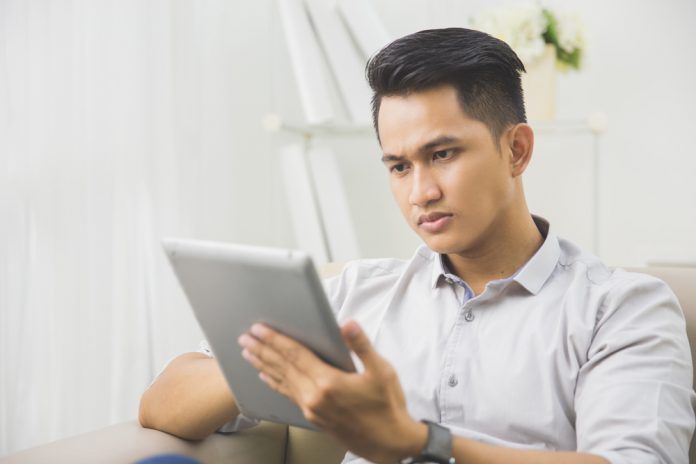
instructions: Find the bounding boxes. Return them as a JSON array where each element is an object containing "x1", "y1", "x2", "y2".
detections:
[
  {"x1": 238, "y1": 335, "x2": 246, "y2": 346},
  {"x1": 241, "y1": 349, "x2": 251, "y2": 361},
  {"x1": 250, "y1": 324, "x2": 264, "y2": 337},
  {"x1": 345, "y1": 322, "x2": 360, "y2": 339}
]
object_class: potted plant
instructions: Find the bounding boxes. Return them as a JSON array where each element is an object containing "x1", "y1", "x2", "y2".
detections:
[{"x1": 471, "y1": 2, "x2": 585, "y2": 119}]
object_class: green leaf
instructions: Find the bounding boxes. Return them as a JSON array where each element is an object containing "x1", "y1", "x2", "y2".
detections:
[{"x1": 541, "y1": 8, "x2": 582, "y2": 71}]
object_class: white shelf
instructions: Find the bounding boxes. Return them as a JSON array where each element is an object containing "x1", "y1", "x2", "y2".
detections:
[{"x1": 264, "y1": 114, "x2": 608, "y2": 137}]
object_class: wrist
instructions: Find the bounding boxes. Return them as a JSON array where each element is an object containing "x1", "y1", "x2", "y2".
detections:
[
  {"x1": 391, "y1": 417, "x2": 428, "y2": 462},
  {"x1": 400, "y1": 420, "x2": 455, "y2": 464}
]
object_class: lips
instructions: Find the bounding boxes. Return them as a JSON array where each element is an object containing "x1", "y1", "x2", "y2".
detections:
[
  {"x1": 418, "y1": 212, "x2": 452, "y2": 225},
  {"x1": 417, "y1": 212, "x2": 453, "y2": 233}
]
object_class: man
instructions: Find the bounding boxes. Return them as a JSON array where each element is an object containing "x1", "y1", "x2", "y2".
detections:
[{"x1": 139, "y1": 28, "x2": 695, "y2": 463}]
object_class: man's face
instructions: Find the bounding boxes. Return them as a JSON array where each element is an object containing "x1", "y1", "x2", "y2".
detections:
[{"x1": 378, "y1": 85, "x2": 516, "y2": 256}]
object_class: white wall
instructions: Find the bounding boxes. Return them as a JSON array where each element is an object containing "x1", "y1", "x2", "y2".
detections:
[
  {"x1": 0, "y1": 0, "x2": 296, "y2": 454},
  {"x1": 549, "y1": 0, "x2": 696, "y2": 266}
]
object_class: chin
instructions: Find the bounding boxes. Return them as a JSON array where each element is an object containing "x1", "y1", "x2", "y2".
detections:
[{"x1": 420, "y1": 234, "x2": 465, "y2": 255}]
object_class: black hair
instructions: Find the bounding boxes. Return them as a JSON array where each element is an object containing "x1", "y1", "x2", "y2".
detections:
[{"x1": 366, "y1": 28, "x2": 527, "y2": 145}]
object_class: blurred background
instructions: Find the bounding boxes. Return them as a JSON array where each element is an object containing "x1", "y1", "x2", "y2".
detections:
[{"x1": 1, "y1": 0, "x2": 694, "y2": 456}]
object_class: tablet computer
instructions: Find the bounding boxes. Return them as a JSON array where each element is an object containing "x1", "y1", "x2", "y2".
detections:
[{"x1": 162, "y1": 238, "x2": 355, "y2": 430}]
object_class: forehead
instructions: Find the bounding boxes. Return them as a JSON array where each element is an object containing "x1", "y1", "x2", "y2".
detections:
[{"x1": 377, "y1": 85, "x2": 491, "y2": 154}]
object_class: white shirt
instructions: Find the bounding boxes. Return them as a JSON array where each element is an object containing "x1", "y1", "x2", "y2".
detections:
[{"x1": 206, "y1": 218, "x2": 695, "y2": 464}]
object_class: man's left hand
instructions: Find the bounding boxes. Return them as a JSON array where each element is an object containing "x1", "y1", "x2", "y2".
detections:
[{"x1": 238, "y1": 320, "x2": 427, "y2": 463}]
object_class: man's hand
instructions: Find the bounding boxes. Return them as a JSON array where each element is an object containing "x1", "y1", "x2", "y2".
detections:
[{"x1": 238, "y1": 320, "x2": 427, "y2": 463}]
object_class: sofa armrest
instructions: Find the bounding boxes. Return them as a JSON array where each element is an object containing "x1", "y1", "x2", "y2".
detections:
[
  {"x1": 0, "y1": 420, "x2": 288, "y2": 464},
  {"x1": 285, "y1": 426, "x2": 346, "y2": 464}
]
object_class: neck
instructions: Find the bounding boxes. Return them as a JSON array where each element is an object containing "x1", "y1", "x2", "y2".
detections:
[{"x1": 444, "y1": 209, "x2": 543, "y2": 295}]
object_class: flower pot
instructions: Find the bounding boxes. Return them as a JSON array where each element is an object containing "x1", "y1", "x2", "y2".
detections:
[{"x1": 521, "y1": 44, "x2": 557, "y2": 121}]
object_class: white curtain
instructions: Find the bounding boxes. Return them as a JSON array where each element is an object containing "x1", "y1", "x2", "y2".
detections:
[{"x1": 0, "y1": 0, "x2": 291, "y2": 455}]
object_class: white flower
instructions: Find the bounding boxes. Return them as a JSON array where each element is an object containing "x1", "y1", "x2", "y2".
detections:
[
  {"x1": 471, "y1": 2, "x2": 585, "y2": 70},
  {"x1": 470, "y1": 2, "x2": 548, "y2": 66},
  {"x1": 555, "y1": 12, "x2": 584, "y2": 53}
]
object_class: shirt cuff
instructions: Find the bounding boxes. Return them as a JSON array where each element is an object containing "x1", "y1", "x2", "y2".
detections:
[{"x1": 216, "y1": 413, "x2": 260, "y2": 433}]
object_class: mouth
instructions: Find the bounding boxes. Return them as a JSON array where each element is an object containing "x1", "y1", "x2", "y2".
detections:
[
  {"x1": 417, "y1": 212, "x2": 453, "y2": 233},
  {"x1": 418, "y1": 212, "x2": 452, "y2": 225}
]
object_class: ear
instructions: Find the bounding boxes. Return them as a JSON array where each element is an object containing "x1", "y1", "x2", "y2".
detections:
[{"x1": 504, "y1": 123, "x2": 534, "y2": 177}]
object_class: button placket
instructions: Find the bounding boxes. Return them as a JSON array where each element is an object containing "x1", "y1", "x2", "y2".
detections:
[
  {"x1": 461, "y1": 296, "x2": 476, "y2": 323},
  {"x1": 441, "y1": 300, "x2": 479, "y2": 423},
  {"x1": 439, "y1": 278, "x2": 479, "y2": 424},
  {"x1": 440, "y1": 312, "x2": 465, "y2": 422}
]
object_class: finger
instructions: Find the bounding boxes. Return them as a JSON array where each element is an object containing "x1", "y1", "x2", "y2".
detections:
[
  {"x1": 250, "y1": 324, "x2": 335, "y2": 378},
  {"x1": 341, "y1": 320, "x2": 383, "y2": 372},
  {"x1": 257, "y1": 371, "x2": 329, "y2": 428},
  {"x1": 242, "y1": 343, "x2": 318, "y2": 404},
  {"x1": 257, "y1": 371, "x2": 293, "y2": 399},
  {"x1": 240, "y1": 346, "x2": 281, "y2": 383},
  {"x1": 244, "y1": 326, "x2": 346, "y2": 425},
  {"x1": 239, "y1": 333, "x2": 325, "y2": 407},
  {"x1": 238, "y1": 333, "x2": 292, "y2": 383}
]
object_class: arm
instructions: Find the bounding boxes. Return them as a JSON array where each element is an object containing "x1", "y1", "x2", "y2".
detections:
[
  {"x1": 450, "y1": 440, "x2": 606, "y2": 464},
  {"x1": 138, "y1": 352, "x2": 240, "y2": 440},
  {"x1": 572, "y1": 274, "x2": 694, "y2": 463},
  {"x1": 239, "y1": 322, "x2": 609, "y2": 464}
]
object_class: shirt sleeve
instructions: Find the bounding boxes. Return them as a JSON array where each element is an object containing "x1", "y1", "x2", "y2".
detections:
[
  {"x1": 574, "y1": 272, "x2": 695, "y2": 463},
  {"x1": 197, "y1": 340, "x2": 260, "y2": 433},
  {"x1": 322, "y1": 262, "x2": 354, "y2": 316}
]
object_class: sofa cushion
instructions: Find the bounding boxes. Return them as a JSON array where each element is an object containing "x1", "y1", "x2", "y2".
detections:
[{"x1": 0, "y1": 420, "x2": 287, "y2": 464}]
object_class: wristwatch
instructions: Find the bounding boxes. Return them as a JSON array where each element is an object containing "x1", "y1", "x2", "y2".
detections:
[{"x1": 401, "y1": 420, "x2": 455, "y2": 464}]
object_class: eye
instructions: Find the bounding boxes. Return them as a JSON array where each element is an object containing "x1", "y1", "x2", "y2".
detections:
[
  {"x1": 433, "y1": 149, "x2": 455, "y2": 161},
  {"x1": 390, "y1": 163, "x2": 408, "y2": 174}
]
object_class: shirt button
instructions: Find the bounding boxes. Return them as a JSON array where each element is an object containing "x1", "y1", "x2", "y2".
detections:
[
  {"x1": 445, "y1": 277, "x2": 454, "y2": 284},
  {"x1": 448, "y1": 374, "x2": 458, "y2": 387},
  {"x1": 464, "y1": 311, "x2": 475, "y2": 322}
]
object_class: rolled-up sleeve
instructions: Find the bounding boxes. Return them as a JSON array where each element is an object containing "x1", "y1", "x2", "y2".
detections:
[{"x1": 575, "y1": 274, "x2": 695, "y2": 463}]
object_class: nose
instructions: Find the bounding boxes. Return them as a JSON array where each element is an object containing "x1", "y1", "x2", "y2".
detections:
[{"x1": 408, "y1": 167, "x2": 442, "y2": 207}]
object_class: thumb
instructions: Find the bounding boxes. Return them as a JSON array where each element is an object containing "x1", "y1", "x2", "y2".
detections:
[{"x1": 341, "y1": 320, "x2": 381, "y2": 371}]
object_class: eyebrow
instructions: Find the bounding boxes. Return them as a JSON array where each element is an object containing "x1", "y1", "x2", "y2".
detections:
[{"x1": 380, "y1": 135, "x2": 460, "y2": 163}]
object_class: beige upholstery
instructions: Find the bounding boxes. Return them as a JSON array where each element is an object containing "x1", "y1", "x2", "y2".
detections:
[
  {"x1": 2, "y1": 266, "x2": 694, "y2": 464},
  {"x1": 0, "y1": 421, "x2": 288, "y2": 464},
  {"x1": 285, "y1": 427, "x2": 345, "y2": 464}
]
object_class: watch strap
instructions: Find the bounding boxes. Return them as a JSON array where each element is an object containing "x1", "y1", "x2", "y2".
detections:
[{"x1": 401, "y1": 420, "x2": 455, "y2": 464}]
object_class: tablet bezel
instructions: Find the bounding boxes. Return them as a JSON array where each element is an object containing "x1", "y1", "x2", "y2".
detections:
[{"x1": 162, "y1": 238, "x2": 355, "y2": 430}]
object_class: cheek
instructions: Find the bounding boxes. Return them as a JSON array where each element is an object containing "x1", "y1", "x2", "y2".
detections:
[
  {"x1": 444, "y1": 158, "x2": 509, "y2": 206},
  {"x1": 390, "y1": 179, "x2": 413, "y2": 216}
]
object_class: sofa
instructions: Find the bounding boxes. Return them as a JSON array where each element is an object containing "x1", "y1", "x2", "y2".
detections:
[{"x1": 2, "y1": 266, "x2": 694, "y2": 464}]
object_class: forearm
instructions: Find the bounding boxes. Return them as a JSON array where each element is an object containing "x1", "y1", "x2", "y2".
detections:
[
  {"x1": 138, "y1": 352, "x2": 239, "y2": 440},
  {"x1": 451, "y1": 436, "x2": 609, "y2": 464},
  {"x1": 394, "y1": 421, "x2": 608, "y2": 464}
]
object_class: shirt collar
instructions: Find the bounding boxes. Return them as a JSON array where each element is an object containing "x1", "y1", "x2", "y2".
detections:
[
  {"x1": 430, "y1": 215, "x2": 560, "y2": 294},
  {"x1": 512, "y1": 216, "x2": 560, "y2": 295},
  {"x1": 431, "y1": 250, "x2": 449, "y2": 288}
]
